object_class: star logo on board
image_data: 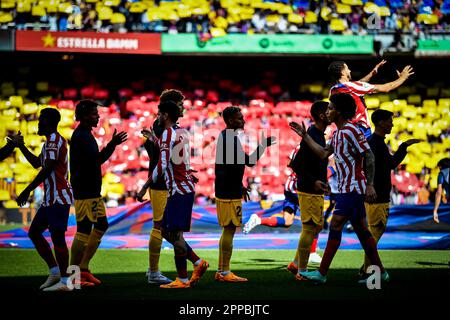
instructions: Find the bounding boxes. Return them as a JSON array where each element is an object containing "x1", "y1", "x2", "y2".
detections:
[{"x1": 42, "y1": 33, "x2": 56, "y2": 47}]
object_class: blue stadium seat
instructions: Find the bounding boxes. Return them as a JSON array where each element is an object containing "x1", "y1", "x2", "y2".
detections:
[
  {"x1": 293, "y1": 0, "x2": 310, "y2": 9},
  {"x1": 419, "y1": 5, "x2": 433, "y2": 14},
  {"x1": 442, "y1": 2, "x2": 450, "y2": 14},
  {"x1": 374, "y1": 0, "x2": 387, "y2": 7},
  {"x1": 390, "y1": 0, "x2": 404, "y2": 9}
]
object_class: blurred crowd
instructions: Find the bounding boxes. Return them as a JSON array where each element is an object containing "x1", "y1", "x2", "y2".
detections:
[{"x1": 1, "y1": 0, "x2": 449, "y2": 36}]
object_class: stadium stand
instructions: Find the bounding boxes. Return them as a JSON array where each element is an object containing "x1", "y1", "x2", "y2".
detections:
[
  {"x1": 0, "y1": 76, "x2": 448, "y2": 208},
  {"x1": 0, "y1": 0, "x2": 449, "y2": 35}
]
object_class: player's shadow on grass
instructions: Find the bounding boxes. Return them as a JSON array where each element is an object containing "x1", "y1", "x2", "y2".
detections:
[
  {"x1": 1, "y1": 267, "x2": 448, "y2": 302},
  {"x1": 415, "y1": 261, "x2": 449, "y2": 267}
]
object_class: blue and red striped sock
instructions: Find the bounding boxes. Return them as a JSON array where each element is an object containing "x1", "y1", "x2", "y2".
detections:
[{"x1": 261, "y1": 216, "x2": 286, "y2": 227}]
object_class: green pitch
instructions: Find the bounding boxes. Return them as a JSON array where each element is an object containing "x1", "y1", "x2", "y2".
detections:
[{"x1": 0, "y1": 249, "x2": 448, "y2": 301}]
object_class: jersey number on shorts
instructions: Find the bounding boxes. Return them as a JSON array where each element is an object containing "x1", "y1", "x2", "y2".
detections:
[
  {"x1": 91, "y1": 201, "x2": 98, "y2": 214},
  {"x1": 236, "y1": 206, "x2": 242, "y2": 218}
]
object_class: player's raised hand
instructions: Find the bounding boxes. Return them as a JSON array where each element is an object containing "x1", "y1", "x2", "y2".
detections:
[
  {"x1": 111, "y1": 129, "x2": 128, "y2": 146},
  {"x1": 6, "y1": 131, "x2": 24, "y2": 147},
  {"x1": 396, "y1": 65, "x2": 414, "y2": 80},
  {"x1": 372, "y1": 60, "x2": 386, "y2": 75},
  {"x1": 403, "y1": 139, "x2": 422, "y2": 147},
  {"x1": 289, "y1": 121, "x2": 307, "y2": 137},
  {"x1": 260, "y1": 131, "x2": 276, "y2": 147}
]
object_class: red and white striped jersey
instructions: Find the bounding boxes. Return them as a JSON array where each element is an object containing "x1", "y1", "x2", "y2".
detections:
[
  {"x1": 40, "y1": 132, "x2": 73, "y2": 207},
  {"x1": 329, "y1": 123, "x2": 371, "y2": 195},
  {"x1": 330, "y1": 81, "x2": 375, "y2": 129},
  {"x1": 152, "y1": 126, "x2": 195, "y2": 196},
  {"x1": 285, "y1": 145, "x2": 300, "y2": 193}
]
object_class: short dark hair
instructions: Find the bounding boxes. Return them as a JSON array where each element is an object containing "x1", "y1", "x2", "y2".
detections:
[
  {"x1": 222, "y1": 106, "x2": 241, "y2": 125},
  {"x1": 437, "y1": 158, "x2": 450, "y2": 169},
  {"x1": 310, "y1": 101, "x2": 329, "y2": 121},
  {"x1": 371, "y1": 109, "x2": 394, "y2": 125},
  {"x1": 158, "y1": 100, "x2": 180, "y2": 122},
  {"x1": 40, "y1": 108, "x2": 61, "y2": 129},
  {"x1": 75, "y1": 99, "x2": 99, "y2": 121},
  {"x1": 328, "y1": 61, "x2": 346, "y2": 81},
  {"x1": 329, "y1": 93, "x2": 356, "y2": 120},
  {"x1": 160, "y1": 89, "x2": 185, "y2": 104}
]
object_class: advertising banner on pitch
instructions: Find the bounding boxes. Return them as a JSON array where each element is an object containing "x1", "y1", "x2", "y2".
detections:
[
  {"x1": 16, "y1": 31, "x2": 161, "y2": 55},
  {"x1": 162, "y1": 34, "x2": 373, "y2": 54},
  {"x1": 415, "y1": 39, "x2": 450, "y2": 57}
]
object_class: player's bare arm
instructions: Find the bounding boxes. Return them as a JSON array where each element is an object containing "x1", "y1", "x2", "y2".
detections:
[
  {"x1": 373, "y1": 65, "x2": 414, "y2": 93},
  {"x1": 18, "y1": 140, "x2": 41, "y2": 169},
  {"x1": 364, "y1": 149, "x2": 377, "y2": 203},
  {"x1": 17, "y1": 158, "x2": 57, "y2": 206},
  {"x1": 289, "y1": 122, "x2": 333, "y2": 160},
  {"x1": 358, "y1": 60, "x2": 386, "y2": 82},
  {"x1": 433, "y1": 184, "x2": 442, "y2": 223}
]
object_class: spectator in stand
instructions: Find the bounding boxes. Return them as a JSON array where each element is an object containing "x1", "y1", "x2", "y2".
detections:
[{"x1": 433, "y1": 158, "x2": 450, "y2": 223}]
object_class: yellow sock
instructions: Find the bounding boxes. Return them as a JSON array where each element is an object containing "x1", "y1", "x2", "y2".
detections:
[
  {"x1": 297, "y1": 223, "x2": 316, "y2": 270},
  {"x1": 80, "y1": 229, "x2": 105, "y2": 271},
  {"x1": 149, "y1": 228, "x2": 163, "y2": 273},
  {"x1": 70, "y1": 232, "x2": 89, "y2": 266},
  {"x1": 364, "y1": 223, "x2": 386, "y2": 271},
  {"x1": 219, "y1": 226, "x2": 235, "y2": 272}
]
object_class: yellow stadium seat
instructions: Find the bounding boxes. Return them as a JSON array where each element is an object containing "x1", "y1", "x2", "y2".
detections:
[
  {"x1": 59, "y1": 127, "x2": 74, "y2": 140},
  {"x1": 1, "y1": 0, "x2": 15, "y2": 10},
  {"x1": 3, "y1": 200, "x2": 18, "y2": 209},
  {"x1": 17, "y1": 1, "x2": 32, "y2": 13},
  {"x1": 365, "y1": 97, "x2": 380, "y2": 109},
  {"x1": 111, "y1": 13, "x2": 126, "y2": 24},
  {"x1": 330, "y1": 18, "x2": 347, "y2": 31},
  {"x1": 0, "y1": 12, "x2": 13, "y2": 23},
  {"x1": 9, "y1": 96, "x2": 23, "y2": 108},
  {"x1": 379, "y1": 6, "x2": 390, "y2": 17},
  {"x1": 27, "y1": 121, "x2": 39, "y2": 135},
  {"x1": 0, "y1": 164, "x2": 13, "y2": 179},
  {"x1": 364, "y1": 2, "x2": 379, "y2": 14},
  {"x1": 417, "y1": 14, "x2": 438, "y2": 25},
  {"x1": 107, "y1": 183, "x2": 125, "y2": 198},
  {"x1": 15, "y1": 183, "x2": 29, "y2": 196},
  {"x1": 279, "y1": 5, "x2": 293, "y2": 14},
  {"x1": 266, "y1": 15, "x2": 281, "y2": 24},
  {"x1": 403, "y1": 106, "x2": 417, "y2": 118},
  {"x1": 86, "y1": 0, "x2": 99, "y2": 2},
  {"x1": 103, "y1": 0, "x2": 121, "y2": 6},
  {"x1": 438, "y1": 98, "x2": 450, "y2": 108},
  {"x1": 320, "y1": 7, "x2": 332, "y2": 21},
  {"x1": 178, "y1": 8, "x2": 192, "y2": 18},
  {"x1": 58, "y1": 2, "x2": 73, "y2": 14},
  {"x1": 5, "y1": 120, "x2": 20, "y2": 131},
  {"x1": 342, "y1": 0, "x2": 363, "y2": 5},
  {"x1": 98, "y1": 6, "x2": 113, "y2": 20},
  {"x1": 337, "y1": 4, "x2": 352, "y2": 14},
  {"x1": 392, "y1": 99, "x2": 407, "y2": 112},
  {"x1": 26, "y1": 135, "x2": 44, "y2": 147},
  {"x1": 423, "y1": 99, "x2": 437, "y2": 109},
  {"x1": 104, "y1": 172, "x2": 121, "y2": 184},
  {"x1": 0, "y1": 190, "x2": 10, "y2": 201},
  {"x1": 211, "y1": 27, "x2": 226, "y2": 37},
  {"x1": 36, "y1": 82, "x2": 49, "y2": 92},
  {"x1": 32, "y1": 5, "x2": 46, "y2": 17},
  {"x1": 129, "y1": 2, "x2": 147, "y2": 13},
  {"x1": 309, "y1": 84, "x2": 323, "y2": 95},
  {"x1": 22, "y1": 103, "x2": 39, "y2": 115},
  {"x1": 160, "y1": 0, "x2": 179, "y2": 8},
  {"x1": 288, "y1": 13, "x2": 303, "y2": 24},
  {"x1": 17, "y1": 88, "x2": 29, "y2": 97},
  {"x1": 213, "y1": 16, "x2": 228, "y2": 29},
  {"x1": 407, "y1": 94, "x2": 421, "y2": 105},
  {"x1": 192, "y1": 7, "x2": 209, "y2": 15},
  {"x1": 426, "y1": 87, "x2": 439, "y2": 97},
  {"x1": 380, "y1": 101, "x2": 393, "y2": 112},
  {"x1": 305, "y1": 11, "x2": 318, "y2": 24}
]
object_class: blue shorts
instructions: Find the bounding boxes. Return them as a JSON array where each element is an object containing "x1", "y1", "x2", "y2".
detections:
[
  {"x1": 333, "y1": 192, "x2": 366, "y2": 221},
  {"x1": 31, "y1": 204, "x2": 70, "y2": 232},
  {"x1": 282, "y1": 191, "x2": 299, "y2": 214},
  {"x1": 357, "y1": 125, "x2": 372, "y2": 139},
  {"x1": 162, "y1": 192, "x2": 195, "y2": 232}
]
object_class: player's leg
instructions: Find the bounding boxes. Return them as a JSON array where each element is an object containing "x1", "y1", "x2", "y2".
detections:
[
  {"x1": 363, "y1": 203, "x2": 388, "y2": 273},
  {"x1": 147, "y1": 189, "x2": 172, "y2": 284},
  {"x1": 28, "y1": 207, "x2": 59, "y2": 289},
  {"x1": 160, "y1": 229, "x2": 190, "y2": 288},
  {"x1": 323, "y1": 195, "x2": 336, "y2": 230},
  {"x1": 216, "y1": 199, "x2": 247, "y2": 282},
  {"x1": 70, "y1": 200, "x2": 93, "y2": 267},
  {"x1": 43, "y1": 204, "x2": 73, "y2": 291}
]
